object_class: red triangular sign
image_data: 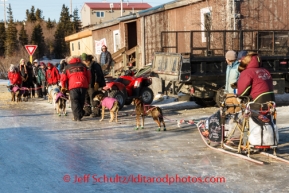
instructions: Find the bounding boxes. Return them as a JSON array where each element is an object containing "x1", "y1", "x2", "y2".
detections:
[{"x1": 25, "y1": 45, "x2": 38, "y2": 55}]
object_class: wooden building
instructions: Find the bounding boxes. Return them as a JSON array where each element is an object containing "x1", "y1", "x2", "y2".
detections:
[{"x1": 65, "y1": 0, "x2": 289, "y2": 74}]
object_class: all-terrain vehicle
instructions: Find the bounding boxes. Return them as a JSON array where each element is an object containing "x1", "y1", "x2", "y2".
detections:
[{"x1": 102, "y1": 73, "x2": 154, "y2": 110}]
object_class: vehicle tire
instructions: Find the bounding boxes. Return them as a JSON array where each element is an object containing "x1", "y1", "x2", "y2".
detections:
[
  {"x1": 109, "y1": 90, "x2": 125, "y2": 110},
  {"x1": 140, "y1": 87, "x2": 154, "y2": 104},
  {"x1": 125, "y1": 98, "x2": 133, "y2": 105},
  {"x1": 195, "y1": 98, "x2": 216, "y2": 107}
]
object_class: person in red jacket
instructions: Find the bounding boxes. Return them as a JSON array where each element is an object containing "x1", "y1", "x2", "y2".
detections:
[
  {"x1": 46, "y1": 62, "x2": 60, "y2": 86},
  {"x1": 237, "y1": 52, "x2": 275, "y2": 103},
  {"x1": 8, "y1": 64, "x2": 22, "y2": 86},
  {"x1": 7, "y1": 64, "x2": 22, "y2": 94},
  {"x1": 61, "y1": 56, "x2": 91, "y2": 121}
]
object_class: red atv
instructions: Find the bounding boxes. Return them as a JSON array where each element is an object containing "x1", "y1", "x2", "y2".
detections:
[{"x1": 102, "y1": 75, "x2": 154, "y2": 109}]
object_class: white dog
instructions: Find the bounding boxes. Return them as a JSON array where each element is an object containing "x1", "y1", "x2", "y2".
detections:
[{"x1": 47, "y1": 85, "x2": 60, "y2": 110}]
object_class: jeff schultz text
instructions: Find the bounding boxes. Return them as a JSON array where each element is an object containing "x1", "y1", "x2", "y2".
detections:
[{"x1": 64, "y1": 174, "x2": 226, "y2": 184}]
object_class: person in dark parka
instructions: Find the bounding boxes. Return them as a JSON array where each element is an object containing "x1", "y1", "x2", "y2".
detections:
[
  {"x1": 26, "y1": 61, "x2": 35, "y2": 97},
  {"x1": 81, "y1": 53, "x2": 106, "y2": 117}
]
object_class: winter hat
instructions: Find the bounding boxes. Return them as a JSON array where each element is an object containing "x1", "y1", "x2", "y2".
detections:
[
  {"x1": 67, "y1": 56, "x2": 81, "y2": 64},
  {"x1": 60, "y1": 59, "x2": 66, "y2": 64},
  {"x1": 239, "y1": 52, "x2": 260, "y2": 72},
  {"x1": 40, "y1": 62, "x2": 45, "y2": 66},
  {"x1": 237, "y1": 50, "x2": 248, "y2": 60},
  {"x1": 33, "y1": 59, "x2": 38, "y2": 63},
  {"x1": 47, "y1": 62, "x2": 53, "y2": 68},
  {"x1": 9, "y1": 64, "x2": 15, "y2": 72},
  {"x1": 81, "y1": 53, "x2": 87, "y2": 61},
  {"x1": 225, "y1": 50, "x2": 236, "y2": 61}
]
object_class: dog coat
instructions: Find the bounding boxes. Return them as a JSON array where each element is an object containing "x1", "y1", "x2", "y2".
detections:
[
  {"x1": 55, "y1": 93, "x2": 68, "y2": 103},
  {"x1": 101, "y1": 97, "x2": 117, "y2": 110},
  {"x1": 12, "y1": 86, "x2": 20, "y2": 93}
]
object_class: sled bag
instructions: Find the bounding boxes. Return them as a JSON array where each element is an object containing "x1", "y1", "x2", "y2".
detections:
[
  {"x1": 248, "y1": 115, "x2": 279, "y2": 146},
  {"x1": 205, "y1": 110, "x2": 222, "y2": 143}
]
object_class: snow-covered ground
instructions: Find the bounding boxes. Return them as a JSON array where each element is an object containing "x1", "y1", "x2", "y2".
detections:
[
  {"x1": 1, "y1": 78, "x2": 288, "y2": 115},
  {"x1": 0, "y1": 79, "x2": 8, "y2": 85}
]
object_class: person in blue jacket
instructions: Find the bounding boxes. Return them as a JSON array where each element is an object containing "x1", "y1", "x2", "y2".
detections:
[{"x1": 225, "y1": 50, "x2": 247, "y2": 93}]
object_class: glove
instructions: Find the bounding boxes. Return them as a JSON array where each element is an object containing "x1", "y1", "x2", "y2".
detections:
[
  {"x1": 230, "y1": 82, "x2": 237, "y2": 89},
  {"x1": 94, "y1": 83, "x2": 99, "y2": 91}
]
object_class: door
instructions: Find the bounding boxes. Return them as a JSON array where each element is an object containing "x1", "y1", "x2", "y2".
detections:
[{"x1": 126, "y1": 21, "x2": 137, "y2": 49}]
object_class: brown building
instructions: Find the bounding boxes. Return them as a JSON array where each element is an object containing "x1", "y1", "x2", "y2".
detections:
[{"x1": 67, "y1": 0, "x2": 289, "y2": 73}]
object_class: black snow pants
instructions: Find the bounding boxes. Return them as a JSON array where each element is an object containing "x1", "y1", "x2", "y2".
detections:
[
  {"x1": 84, "y1": 88, "x2": 101, "y2": 117},
  {"x1": 69, "y1": 87, "x2": 87, "y2": 121}
]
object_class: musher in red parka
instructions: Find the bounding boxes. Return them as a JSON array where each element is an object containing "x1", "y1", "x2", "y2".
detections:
[
  {"x1": 61, "y1": 56, "x2": 91, "y2": 121},
  {"x1": 237, "y1": 52, "x2": 275, "y2": 103}
]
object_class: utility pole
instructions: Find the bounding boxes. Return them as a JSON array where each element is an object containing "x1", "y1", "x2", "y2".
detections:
[
  {"x1": 70, "y1": 0, "x2": 72, "y2": 16},
  {"x1": 1, "y1": 0, "x2": 7, "y2": 27},
  {"x1": 120, "y1": 0, "x2": 123, "y2": 16}
]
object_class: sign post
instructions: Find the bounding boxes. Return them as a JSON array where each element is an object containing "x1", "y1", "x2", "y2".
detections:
[{"x1": 25, "y1": 45, "x2": 38, "y2": 63}]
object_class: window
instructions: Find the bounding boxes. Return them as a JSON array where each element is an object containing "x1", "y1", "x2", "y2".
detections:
[
  {"x1": 78, "y1": 42, "x2": 80, "y2": 50},
  {"x1": 200, "y1": 7, "x2": 212, "y2": 42},
  {"x1": 96, "y1": 11, "x2": 104, "y2": 18},
  {"x1": 204, "y1": 13, "x2": 212, "y2": 31},
  {"x1": 113, "y1": 30, "x2": 120, "y2": 52}
]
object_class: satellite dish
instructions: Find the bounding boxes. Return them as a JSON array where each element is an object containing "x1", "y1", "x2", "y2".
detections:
[{"x1": 110, "y1": 3, "x2": 114, "y2": 8}]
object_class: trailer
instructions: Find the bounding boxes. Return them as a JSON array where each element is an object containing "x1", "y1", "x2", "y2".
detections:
[{"x1": 151, "y1": 30, "x2": 289, "y2": 107}]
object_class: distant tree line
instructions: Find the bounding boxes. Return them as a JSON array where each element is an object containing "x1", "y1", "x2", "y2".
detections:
[{"x1": 0, "y1": 4, "x2": 82, "y2": 59}]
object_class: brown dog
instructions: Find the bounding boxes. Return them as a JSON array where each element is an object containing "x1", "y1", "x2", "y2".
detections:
[
  {"x1": 132, "y1": 98, "x2": 166, "y2": 131},
  {"x1": 93, "y1": 93, "x2": 120, "y2": 122},
  {"x1": 7, "y1": 85, "x2": 16, "y2": 102},
  {"x1": 8, "y1": 85, "x2": 22, "y2": 102}
]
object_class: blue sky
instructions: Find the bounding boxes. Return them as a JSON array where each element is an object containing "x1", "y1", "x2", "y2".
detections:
[{"x1": 0, "y1": 0, "x2": 172, "y2": 22}]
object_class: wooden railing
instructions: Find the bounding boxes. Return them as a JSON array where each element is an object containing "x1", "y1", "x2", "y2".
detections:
[{"x1": 110, "y1": 45, "x2": 139, "y2": 77}]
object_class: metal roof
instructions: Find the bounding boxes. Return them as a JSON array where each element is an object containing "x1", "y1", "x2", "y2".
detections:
[{"x1": 85, "y1": 2, "x2": 152, "y2": 10}]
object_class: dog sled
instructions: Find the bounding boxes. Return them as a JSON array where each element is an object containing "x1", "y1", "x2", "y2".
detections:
[{"x1": 196, "y1": 94, "x2": 289, "y2": 165}]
